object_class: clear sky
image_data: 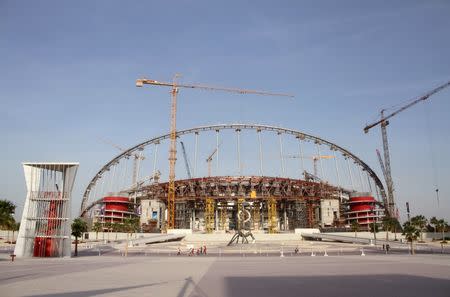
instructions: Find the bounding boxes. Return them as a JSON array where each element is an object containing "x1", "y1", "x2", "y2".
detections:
[{"x1": 1, "y1": 0, "x2": 449, "y2": 222}]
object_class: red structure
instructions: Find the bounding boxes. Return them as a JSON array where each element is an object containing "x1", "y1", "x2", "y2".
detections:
[
  {"x1": 344, "y1": 192, "x2": 383, "y2": 229},
  {"x1": 33, "y1": 193, "x2": 64, "y2": 257},
  {"x1": 95, "y1": 195, "x2": 137, "y2": 227}
]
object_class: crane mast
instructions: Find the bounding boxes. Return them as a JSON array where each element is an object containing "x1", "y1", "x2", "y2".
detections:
[
  {"x1": 364, "y1": 80, "x2": 450, "y2": 217},
  {"x1": 137, "y1": 76, "x2": 293, "y2": 229}
]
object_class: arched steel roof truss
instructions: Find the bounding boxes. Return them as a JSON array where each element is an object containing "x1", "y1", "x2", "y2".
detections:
[{"x1": 81, "y1": 124, "x2": 387, "y2": 216}]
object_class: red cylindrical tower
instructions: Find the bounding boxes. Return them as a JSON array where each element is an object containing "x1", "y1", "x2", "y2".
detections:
[
  {"x1": 344, "y1": 192, "x2": 383, "y2": 228},
  {"x1": 95, "y1": 195, "x2": 137, "y2": 226}
]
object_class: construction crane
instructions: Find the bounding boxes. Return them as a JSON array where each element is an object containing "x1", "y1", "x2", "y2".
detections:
[
  {"x1": 364, "y1": 80, "x2": 450, "y2": 216},
  {"x1": 99, "y1": 137, "x2": 145, "y2": 185},
  {"x1": 285, "y1": 155, "x2": 334, "y2": 176},
  {"x1": 206, "y1": 147, "x2": 219, "y2": 177},
  {"x1": 136, "y1": 75, "x2": 293, "y2": 229},
  {"x1": 376, "y1": 149, "x2": 388, "y2": 186},
  {"x1": 180, "y1": 141, "x2": 192, "y2": 179}
]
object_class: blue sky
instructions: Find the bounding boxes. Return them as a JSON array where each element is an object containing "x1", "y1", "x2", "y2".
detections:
[{"x1": 1, "y1": 0, "x2": 449, "y2": 221}]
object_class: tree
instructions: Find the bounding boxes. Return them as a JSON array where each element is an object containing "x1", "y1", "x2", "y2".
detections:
[
  {"x1": 370, "y1": 221, "x2": 379, "y2": 243},
  {"x1": 0, "y1": 199, "x2": 16, "y2": 230},
  {"x1": 122, "y1": 217, "x2": 140, "y2": 257},
  {"x1": 92, "y1": 222, "x2": 102, "y2": 241},
  {"x1": 382, "y1": 217, "x2": 396, "y2": 241},
  {"x1": 12, "y1": 222, "x2": 20, "y2": 242},
  {"x1": 351, "y1": 221, "x2": 359, "y2": 238},
  {"x1": 103, "y1": 222, "x2": 112, "y2": 242},
  {"x1": 436, "y1": 219, "x2": 448, "y2": 243},
  {"x1": 430, "y1": 216, "x2": 438, "y2": 240},
  {"x1": 111, "y1": 222, "x2": 123, "y2": 240},
  {"x1": 71, "y1": 218, "x2": 88, "y2": 257},
  {"x1": 403, "y1": 221, "x2": 420, "y2": 255},
  {"x1": 410, "y1": 215, "x2": 427, "y2": 242}
]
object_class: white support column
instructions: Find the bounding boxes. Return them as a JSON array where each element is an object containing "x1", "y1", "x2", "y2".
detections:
[
  {"x1": 236, "y1": 129, "x2": 241, "y2": 175},
  {"x1": 216, "y1": 130, "x2": 220, "y2": 174},
  {"x1": 194, "y1": 132, "x2": 199, "y2": 178},
  {"x1": 257, "y1": 130, "x2": 264, "y2": 176},
  {"x1": 278, "y1": 132, "x2": 285, "y2": 177}
]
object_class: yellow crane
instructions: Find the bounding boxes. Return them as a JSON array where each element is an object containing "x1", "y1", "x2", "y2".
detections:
[
  {"x1": 136, "y1": 75, "x2": 293, "y2": 229},
  {"x1": 285, "y1": 155, "x2": 334, "y2": 176}
]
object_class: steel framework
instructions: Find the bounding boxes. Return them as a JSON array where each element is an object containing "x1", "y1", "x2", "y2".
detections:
[{"x1": 81, "y1": 124, "x2": 386, "y2": 217}]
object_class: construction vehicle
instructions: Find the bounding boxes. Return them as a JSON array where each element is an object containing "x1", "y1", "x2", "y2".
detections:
[
  {"x1": 136, "y1": 75, "x2": 293, "y2": 229},
  {"x1": 364, "y1": 80, "x2": 450, "y2": 216}
]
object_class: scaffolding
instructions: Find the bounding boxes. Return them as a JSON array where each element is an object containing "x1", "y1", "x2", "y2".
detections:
[
  {"x1": 205, "y1": 197, "x2": 215, "y2": 233},
  {"x1": 252, "y1": 201, "x2": 260, "y2": 230},
  {"x1": 267, "y1": 197, "x2": 277, "y2": 233},
  {"x1": 220, "y1": 201, "x2": 227, "y2": 230}
]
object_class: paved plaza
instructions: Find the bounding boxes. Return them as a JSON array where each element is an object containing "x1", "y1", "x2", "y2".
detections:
[{"x1": 1, "y1": 253, "x2": 450, "y2": 297}]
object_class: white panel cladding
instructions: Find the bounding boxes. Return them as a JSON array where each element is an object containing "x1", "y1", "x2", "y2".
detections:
[{"x1": 14, "y1": 163, "x2": 79, "y2": 258}]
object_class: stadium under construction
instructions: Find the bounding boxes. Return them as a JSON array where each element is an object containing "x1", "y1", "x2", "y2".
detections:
[{"x1": 80, "y1": 124, "x2": 387, "y2": 233}]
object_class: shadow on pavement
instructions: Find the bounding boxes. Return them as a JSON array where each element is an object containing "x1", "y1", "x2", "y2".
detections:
[
  {"x1": 24, "y1": 282, "x2": 169, "y2": 297},
  {"x1": 221, "y1": 274, "x2": 450, "y2": 297}
]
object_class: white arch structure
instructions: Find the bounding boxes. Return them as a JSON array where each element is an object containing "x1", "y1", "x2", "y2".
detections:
[{"x1": 80, "y1": 124, "x2": 386, "y2": 217}]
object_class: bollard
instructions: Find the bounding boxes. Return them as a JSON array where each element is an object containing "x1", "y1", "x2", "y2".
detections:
[
  {"x1": 361, "y1": 248, "x2": 365, "y2": 256},
  {"x1": 10, "y1": 254, "x2": 16, "y2": 262},
  {"x1": 324, "y1": 250, "x2": 328, "y2": 257},
  {"x1": 280, "y1": 249, "x2": 284, "y2": 258},
  {"x1": 311, "y1": 250, "x2": 315, "y2": 257}
]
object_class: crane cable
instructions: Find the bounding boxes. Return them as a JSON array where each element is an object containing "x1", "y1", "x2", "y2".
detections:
[{"x1": 425, "y1": 104, "x2": 440, "y2": 205}]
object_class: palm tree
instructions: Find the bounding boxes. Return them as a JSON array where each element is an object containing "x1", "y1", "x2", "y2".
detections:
[
  {"x1": 370, "y1": 222, "x2": 379, "y2": 243},
  {"x1": 382, "y1": 217, "x2": 396, "y2": 241},
  {"x1": 351, "y1": 221, "x2": 359, "y2": 238},
  {"x1": 436, "y1": 219, "x2": 448, "y2": 243},
  {"x1": 430, "y1": 216, "x2": 438, "y2": 240},
  {"x1": 92, "y1": 222, "x2": 102, "y2": 241},
  {"x1": 411, "y1": 215, "x2": 427, "y2": 242},
  {"x1": 12, "y1": 222, "x2": 20, "y2": 243},
  {"x1": 112, "y1": 222, "x2": 124, "y2": 240},
  {"x1": 0, "y1": 200, "x2": 16, "y2": 230},
  {"x1": 122, "y1": 217, "x2": 140, "y2": 257},
  {"x1": 71, "y1": 218, "x2": 88, "y2": 257},
  {"x1": 103, "y1": 222, "x2": 112, "y2": 241},
  {"x1": 403, "y1": 221, "x2": 420, "y2": 255}
]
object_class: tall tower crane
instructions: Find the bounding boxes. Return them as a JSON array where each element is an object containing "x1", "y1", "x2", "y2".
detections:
[
  {"x1": 364, "y1": 80, "x2": 450, "y2": 217},
  {"x1": 180, "y1": 141, "x2": 192, "y2": 179},
  {"x1": 136, "y1": 76, "x2": 293, "y2": 229},
  {"x1": 285, "y1": 155, "x2": 334, "y2": 176}
]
